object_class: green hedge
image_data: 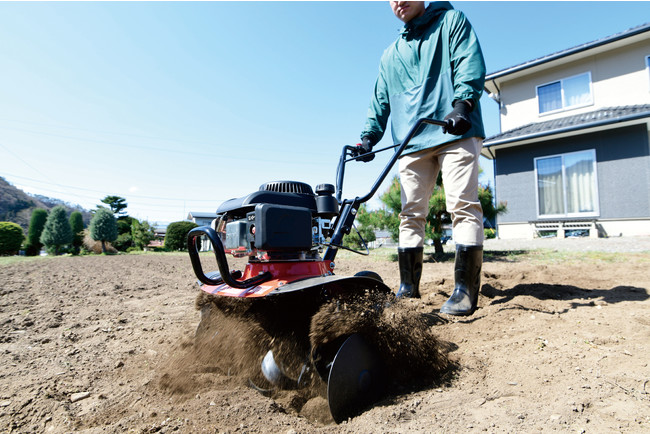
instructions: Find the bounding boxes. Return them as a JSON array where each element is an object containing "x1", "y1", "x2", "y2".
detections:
[
  {"x1": 0, "y1": 222, "x2": 25, "y2": 255},
  {"x1": 165, "y1": 221, "x2": 198, "y2": 251}
]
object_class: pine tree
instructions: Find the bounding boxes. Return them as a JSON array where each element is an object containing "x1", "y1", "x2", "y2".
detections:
[
  {"x1": 69, "y1": 211, "x2": 85, "y2": 255},
  {"x1": 40, "y1": 205, "x2": 73, "y2": 255},
  {"x1": 99, "y1": 195, "x2": 128, "y2": 219},
  {"x1": 89, "y1": 208, "x2": 118, "y2": 254},
  {"x1": 25, "y1": 208, "x2": 48, "y2": 256},
  {"x1": 131, "y1": 219, "x2": 155, "y2": 250},
  {"x1": 377, "y1": 174, "x2": 507, "y2": 256}
]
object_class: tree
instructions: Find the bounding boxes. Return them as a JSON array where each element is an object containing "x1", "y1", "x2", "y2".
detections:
[
  {"x1": 131, "y1": 219, "x2": 156, "y2": 250},
  {"x1": 40, "y1": 205, "x2": 73, "y2": 255},
  {"x1": 25, "y1": 208, "x2": 48, "y2": 256},
  {"x1": 425, "y1": 173, "x2": 452, "y2": 255},
  {"x1": 100, "y1": 195, "x2": 128, "y2": 219},
  {"x1": 377, "y1": 176, "x2": 403, "y2": 242},
  {"x1": 165, "y1": 221, "x2": 198, "y2": 251},
  {"x1": 342, "y1": 204, "x2": 377, "y2": 249},
  {"x1": 89, "y1": 208, "x2": 118, "y2": 254},
  {"x1": 376, "y1": 174, "x2": 507, "y2": 256},
  {"x1": 479, "y1": 182, "x2": 507, "y2": 226},
  {"x1": 69, "y1": 211, "x2": 85, "y2": 255},
  {"x1": 0, "y1": 222, "x2": 24, "y2": 255},
  {"x1": 112, "y1": 216, "x2": 135, "y2": 251}
]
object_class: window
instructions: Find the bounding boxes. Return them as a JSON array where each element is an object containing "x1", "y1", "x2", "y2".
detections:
[
  {"x1": 535, "y1": 149, "x2": 599, "y2": 217},
  {"x1": 537, "y1": 72, "x2": 593, "y2": 114}
]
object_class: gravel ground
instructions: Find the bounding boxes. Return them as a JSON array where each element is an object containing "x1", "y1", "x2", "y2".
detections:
[{"x1": 482, "y1": 234, "x2": 650, "y2": 253}]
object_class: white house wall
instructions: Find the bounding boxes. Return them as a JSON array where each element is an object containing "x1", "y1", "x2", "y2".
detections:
[{"x1": 497, "y1": 38, "x2": 650, "y2": 132}]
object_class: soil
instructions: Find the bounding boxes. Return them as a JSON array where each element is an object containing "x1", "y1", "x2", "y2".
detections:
[{"x1": 1, "y1": 240, "x2": 649, "y2": 433}]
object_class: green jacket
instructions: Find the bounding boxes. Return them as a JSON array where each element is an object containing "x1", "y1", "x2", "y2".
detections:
[{"x1": 361, "y1": 2, "x2": 486, "y2": 155}]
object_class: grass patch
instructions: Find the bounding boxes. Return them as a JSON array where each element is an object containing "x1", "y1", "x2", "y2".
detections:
[
  {"x1": 0, "y1": 255, "x2": 62, "y2": 267},
  {"x1": 0, "y1": 250, "x2": 191, "y2": 266},
  {"x1": 525, "y1": 249, "x2": 647, "y2": 264},
  {"x1": 484, "y1": 249, "x2": 531, "y2": 262},
  {"x1": 334, "y1": 247, "x2": 401, "y2": 262}
]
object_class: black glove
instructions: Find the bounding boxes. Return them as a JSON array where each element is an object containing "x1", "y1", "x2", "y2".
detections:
[
  {"x1": 443, "y1": 100, "x2": 472, "y2": 135},
  {"x1": 356, "y1": 136, "x2": 375, "y2": 162}
]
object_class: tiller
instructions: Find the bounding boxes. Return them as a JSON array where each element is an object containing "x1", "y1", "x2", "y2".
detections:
[{"x1": 187, "y1": 118, "x2": 450, "y2": 422}]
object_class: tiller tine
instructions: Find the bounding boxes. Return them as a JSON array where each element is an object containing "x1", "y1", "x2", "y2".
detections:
[{"x1": 326, "y1": 333, "x2": 386, "y2": 423}]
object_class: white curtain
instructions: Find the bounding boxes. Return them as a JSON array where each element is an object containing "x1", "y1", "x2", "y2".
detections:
[
  {"x1": 537, "y1": 157, "x2": 563, "y2": 215},
  {"x1": 563, "y1": 73, "x2": 591, "y2": 108},
  {"x1": 565, "y1": 155, "x2": 595, "y2": 213},
  {"x1": 538, "y1": 82, "x2": 562, "y2": 113},
  {"x1": 537, "y1": 151, "x2": 596, "y2": 217}
]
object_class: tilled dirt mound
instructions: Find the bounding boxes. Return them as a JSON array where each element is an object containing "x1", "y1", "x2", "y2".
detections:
[
  {"x1": 177, "y1": 291, "x2": 451, "y2": 424},
  {"x1": 1, "y1": 250, "x2": 649, "y2": 432},
  {"x1": 310, "y1": 294, "x2": 450, "y2": 386}
]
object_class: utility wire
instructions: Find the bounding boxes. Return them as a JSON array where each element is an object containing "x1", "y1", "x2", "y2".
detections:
[
  {"x1": 1, "y1": 172, "x2": 223, "y2": 202},
  {"x1": 0, "y1": 142, "x2": 55, "y2": 184},
  {"x1": 0, "y1": 125, "x2": 328, "y2": 164}
]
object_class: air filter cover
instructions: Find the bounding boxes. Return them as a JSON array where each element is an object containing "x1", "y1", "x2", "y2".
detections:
[{"x1": 259, "y1": 181, "x2": 314, "y2": 195}]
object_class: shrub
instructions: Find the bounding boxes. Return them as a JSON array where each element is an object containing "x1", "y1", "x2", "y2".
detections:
[
  {"x1": 484, "y1": 228, "x2": 496, "y2": 239},
  {"x1": 342, "y1": 225, "x2": 376, "y2": 250},
  {"x1": 165, "y1": 221, "x2": 198, "y2": 251},
  {"x1": 82, "y1": 230, "x2": 117, "y2": 254},
  {"x1": 25, "y1": 208, "x2": 48, "y2": 256},
  {"x1": 40, "y1": 205, "x2": 73, "y2": 255},
  {"x1": 113, "y1": 232, "x2": 133, "y2": 251},
  {"x1": 69, "y1": 211, "x2": 85, "y2": 255},
  {"x1": 0, "y1": 222, "x2": 25, "y2": 255},
  {"x1": 117, "y1": 218, "x2": 134, "y2": 235},
  {"x1": 113, "y1": 218, "x2": 135, "y2": 252}
]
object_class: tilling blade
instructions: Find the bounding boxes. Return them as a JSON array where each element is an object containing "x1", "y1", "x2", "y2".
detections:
[{"x1": 327, "y1": 333, "x2": 385, "y2": 423}]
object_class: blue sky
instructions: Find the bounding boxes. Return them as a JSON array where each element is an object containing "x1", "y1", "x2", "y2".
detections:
[{"x1": 1, "y1": 1, "x2": 648, "y2": 225}]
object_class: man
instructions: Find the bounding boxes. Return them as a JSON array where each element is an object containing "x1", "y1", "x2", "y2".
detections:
[{"x1": 359, "y1": 1, "x2": 485, "y2": 316}]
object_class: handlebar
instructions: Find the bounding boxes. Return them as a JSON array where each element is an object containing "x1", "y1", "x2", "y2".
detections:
[
  {"x1": 187, "y1": 226, "x2": 272, "y2": 289},
  {"x1": 336, "y1": 118, "x2": 452, "y2": 202},
  {"x1": 326, "y1": 117, "x2": 451, "y2": 260},
  {"x1": 187, "y1": 117, "x2": 453, "y2": 283}
]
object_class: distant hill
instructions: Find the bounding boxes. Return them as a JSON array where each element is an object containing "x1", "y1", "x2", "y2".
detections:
[{"x1": 0, "y1": 176, "x2": 93, "y2": 233}]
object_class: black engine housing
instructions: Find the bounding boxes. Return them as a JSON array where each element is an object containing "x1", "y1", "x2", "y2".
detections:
[{"x1": 217, "y1": 181, "x2": 338, "y2": 256}]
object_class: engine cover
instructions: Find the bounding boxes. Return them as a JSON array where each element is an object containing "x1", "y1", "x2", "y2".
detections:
[
  {"x1": 247, "y1": 203, "x2": 313, "y2": 251},
  {"x1": 218, "y1": 181, "x2": 337, "y2": 259},
  {"x1": 217, "y1": 181, "x2": 318, "y2": 218}
]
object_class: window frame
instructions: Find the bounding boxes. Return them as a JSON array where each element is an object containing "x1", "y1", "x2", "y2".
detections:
[
  {"x1": 646, "y1": 55, "x2": 650, "y2": 92},
  {"x1": 536, "y1": 72, "x2": 594, "y2": 116},
  {"x1": 534, "y1": 149, "x2": 600, "y2": 219}
]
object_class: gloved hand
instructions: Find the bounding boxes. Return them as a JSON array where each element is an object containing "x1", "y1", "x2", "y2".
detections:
[
  {"x1": 356, "y1": 136, "x2": 375, "y2": 162},
  {"x1": 443, "y1": 100, "x2": 472, "y2": 135}
]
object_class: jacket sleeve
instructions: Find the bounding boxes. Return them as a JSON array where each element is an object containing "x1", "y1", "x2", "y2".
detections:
[
  {"x1": 446, "y1": 10, "x2": 486, "y2": 108},
  {"x1": 361, "y1": 61, "x2": 391, "y2": 143}
]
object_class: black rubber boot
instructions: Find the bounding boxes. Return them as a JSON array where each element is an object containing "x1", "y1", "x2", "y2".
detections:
[
  {"x1": 440, "y1": 245, "x2": 483, "y2": 316},
  {"x1": 396, "y1": 247, "x2": 424, "y2": 298}
]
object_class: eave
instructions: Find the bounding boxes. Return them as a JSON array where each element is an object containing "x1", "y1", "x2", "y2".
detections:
[{"x1": 481, "y1": 106, "x2": 650, "y2": 159}]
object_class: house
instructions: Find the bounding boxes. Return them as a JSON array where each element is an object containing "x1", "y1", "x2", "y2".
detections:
[
  {"x1": 145, "y1": 225, "x2": 167, "y2": 250},
  {"x1": 187, "y1": 211, "x2": 217, "y2": 227},
  {"x1": 368, "y1": 230, "x2": 397, "y2": 249},
  {"x1": 482, "y1": 23, "x2": 650, "y2": 239},
  {"x1": 187, "y1": 211, "x2": 217, "y2": 251}
]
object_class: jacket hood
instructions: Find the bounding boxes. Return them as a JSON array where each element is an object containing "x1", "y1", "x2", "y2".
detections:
[{"x1": 401, "y1": 1, "x2": 453, "y2": 40}]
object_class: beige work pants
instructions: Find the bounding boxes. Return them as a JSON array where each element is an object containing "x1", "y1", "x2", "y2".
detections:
[{"x1": 398, "y1": 137, "x2": 484, "y2": 248}]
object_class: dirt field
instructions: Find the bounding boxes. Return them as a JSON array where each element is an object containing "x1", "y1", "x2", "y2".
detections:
[{"x1": 1, "y1": 239, "x2": 649, "y2": 433}]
